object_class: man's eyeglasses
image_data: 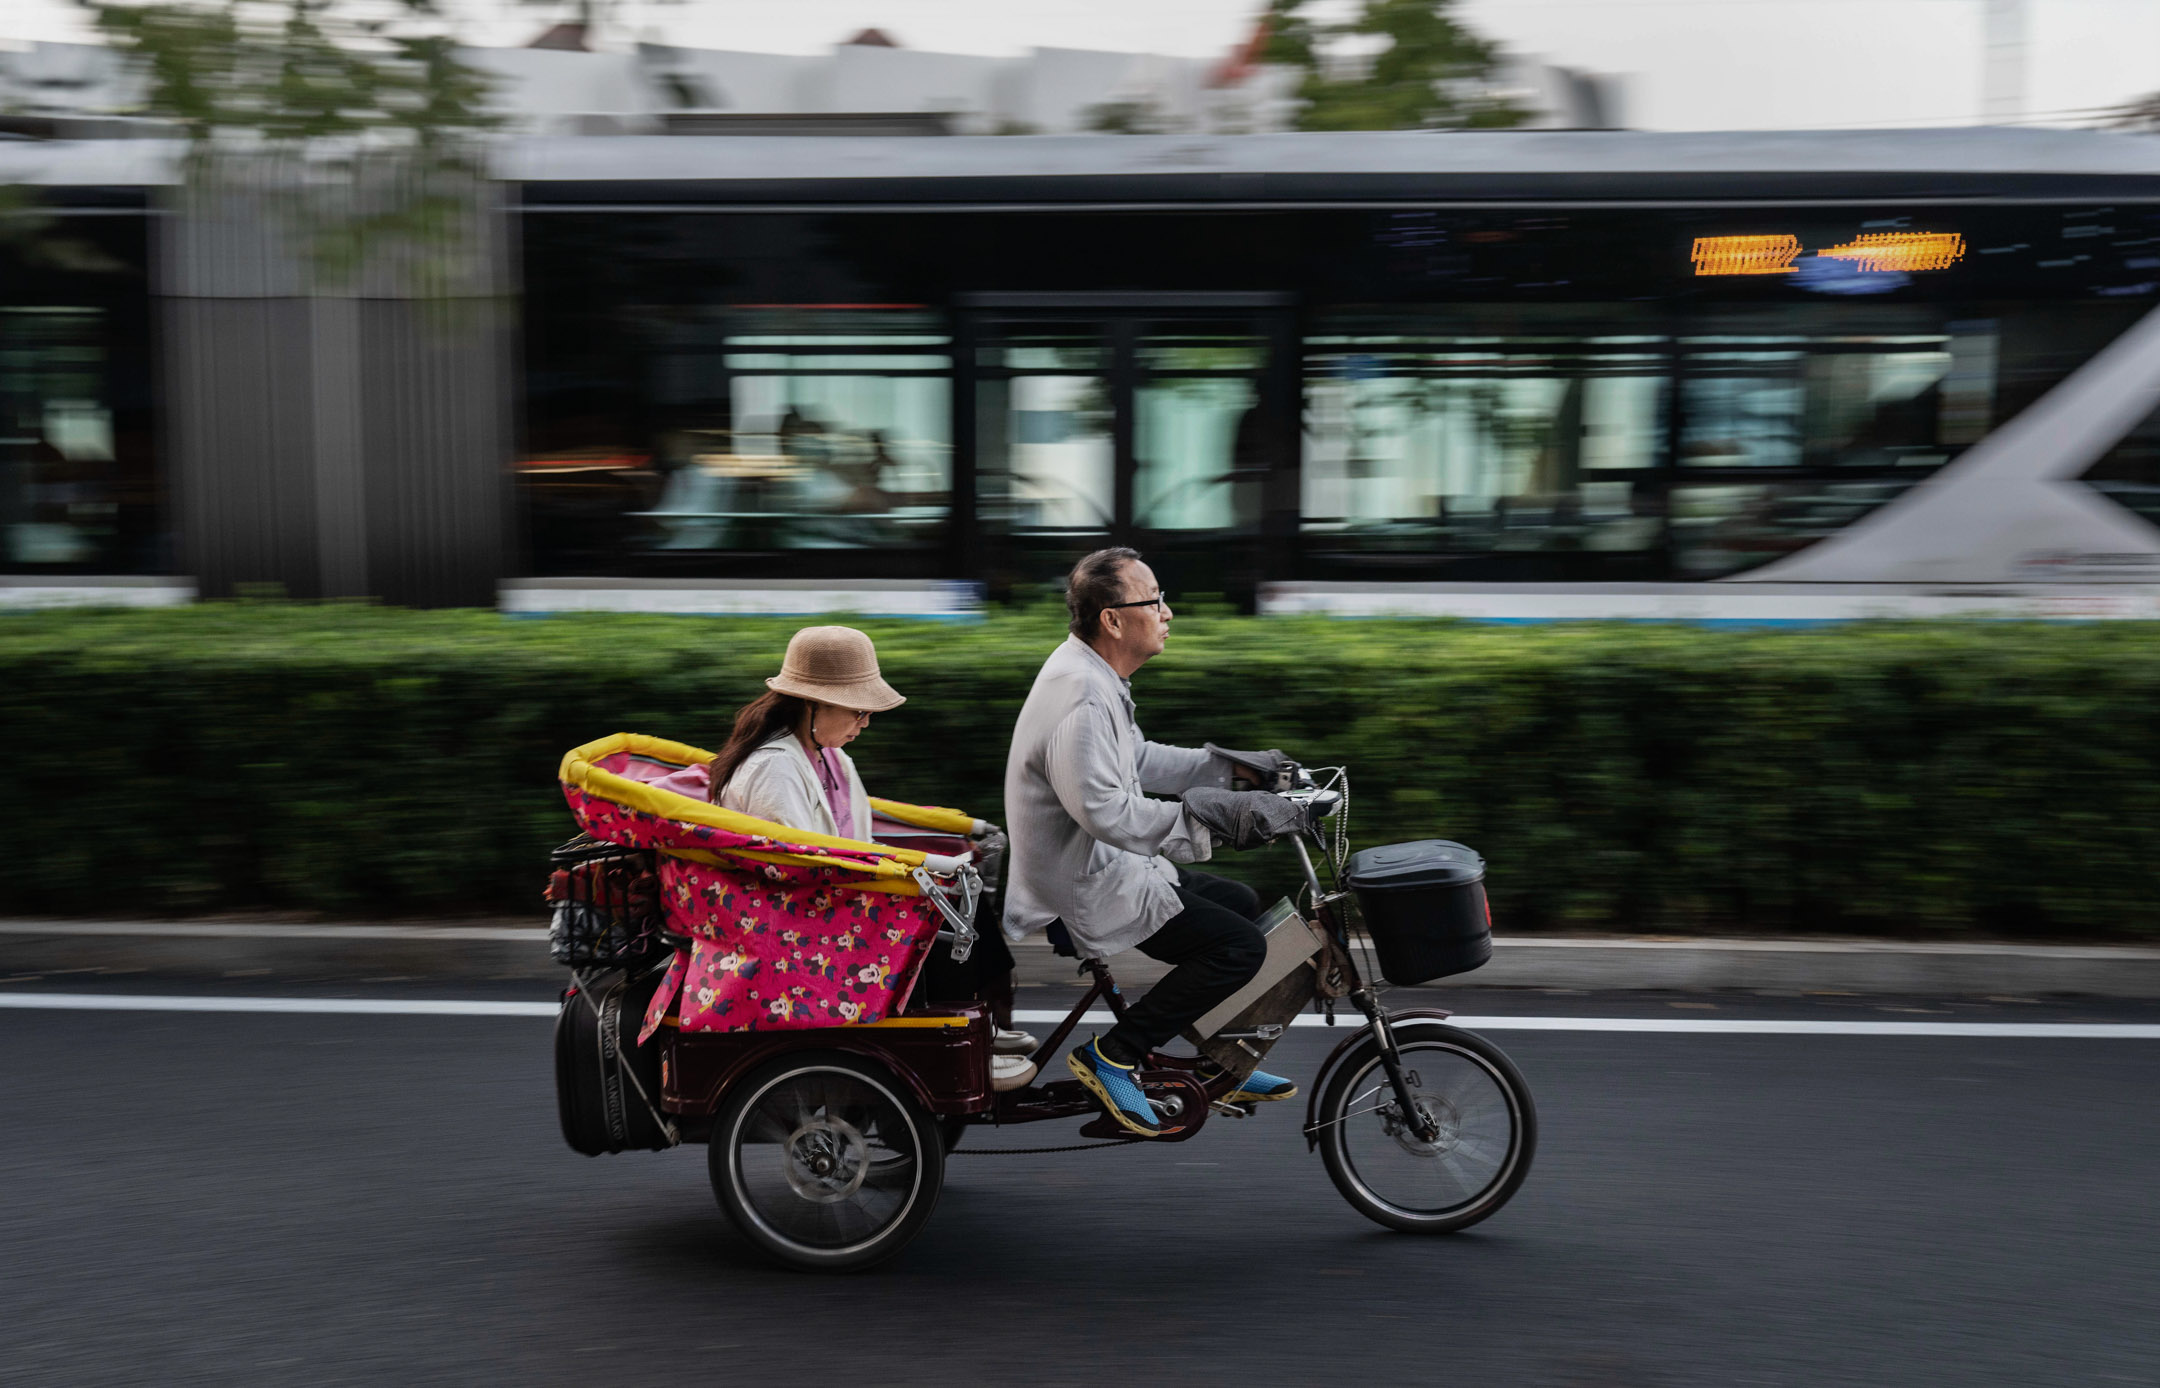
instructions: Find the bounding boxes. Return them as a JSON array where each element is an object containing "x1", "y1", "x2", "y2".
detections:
[{"x1": 1104, "y1": 593, "x2": 1168, "y2": 613}]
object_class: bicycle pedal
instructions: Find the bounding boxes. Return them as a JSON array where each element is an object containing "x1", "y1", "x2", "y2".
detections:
[
  {"x1": 1077, "y1": 1114, "x2": 1181, "y2": 1141},
  {"x1": 1209, "y1": 1100, "x2": 1257, "y2": 1118}
]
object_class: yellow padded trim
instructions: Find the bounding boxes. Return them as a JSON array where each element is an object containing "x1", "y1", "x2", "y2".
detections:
[
  {"x1": 560, "y1": 732, "x2": 936, "y2": 885},
  {"x1": 866, "y1": 797, "x2": 979, "y2": 835},
  {"x1": 853, "y1": 1015, "x2": 973, "y2": 1029},
  {"x1": 661, "y1": 1013, "x2": 969, "y2": 1030}
]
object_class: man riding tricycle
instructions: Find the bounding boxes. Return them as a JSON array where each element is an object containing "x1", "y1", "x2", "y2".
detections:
[{"x1": 550, "y1": 549, "x2": 1535, "y2": 1271}]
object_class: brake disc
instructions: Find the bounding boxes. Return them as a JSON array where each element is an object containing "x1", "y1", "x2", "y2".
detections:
[{"x1": 1380, "y1": 1093, "x2": 1462, "y2": 1158}]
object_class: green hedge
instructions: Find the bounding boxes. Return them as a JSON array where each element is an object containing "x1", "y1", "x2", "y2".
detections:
[{"x1": 5, "y1": 605, "x2": 2159, "y2": 940}]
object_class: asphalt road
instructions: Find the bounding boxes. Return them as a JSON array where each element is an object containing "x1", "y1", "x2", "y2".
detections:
[{"x1": 3, "y1": 987, "x2": 2157, "y2": 1387}]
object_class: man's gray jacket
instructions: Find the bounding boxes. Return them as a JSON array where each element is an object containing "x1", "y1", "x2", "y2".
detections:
[{"x1": 1001, "y1": 635, "x2": 1232, "y2": 958}]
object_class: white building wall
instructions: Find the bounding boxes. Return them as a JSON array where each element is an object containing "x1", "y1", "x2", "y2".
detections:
[
  {"x1": 1012, "y1": 48, "x2": 1158, "y2": 132},
  {"x1": 825, "y1": 45, "x2": 1007, "y2": 127},
  {"x1": 2, "y1": 33, "x2": 1613, "y2": 138},
  {"x1": 635, "y1": 46, "x2": 823, "y2": 116},
  {"x1": 463, "y1": 46, "x2": 642, "y2": 132}
]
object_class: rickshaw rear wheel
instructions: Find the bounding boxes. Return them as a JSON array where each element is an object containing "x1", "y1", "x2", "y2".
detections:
[
  {"x1": 1317, "y1": 1021, "x2": 1536, "y2": 1234},
  {"x1": 710, "y1": 1050, "x2": 945, "y2": 1272}
]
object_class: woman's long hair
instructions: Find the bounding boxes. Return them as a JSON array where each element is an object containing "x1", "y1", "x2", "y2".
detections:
[{"x1": 707, "y1": 691, "x2": 810, "y2": 802}]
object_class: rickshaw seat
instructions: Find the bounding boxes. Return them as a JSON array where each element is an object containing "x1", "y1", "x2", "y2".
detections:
[{"x1": 558, "y1": 732, "x2": 989, "y2": 1040}]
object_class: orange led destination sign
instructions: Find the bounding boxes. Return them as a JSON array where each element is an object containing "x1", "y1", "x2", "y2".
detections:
[
  {"x1": 1692, "y1": 231, "x2": 1966, "y2": 278},
  {"x1": 1691, "y1": 234, "x2": 1802, "y2": 276},
  {"x1": 1816, "y1": 231, "x2": 1966, "y2": 273}
]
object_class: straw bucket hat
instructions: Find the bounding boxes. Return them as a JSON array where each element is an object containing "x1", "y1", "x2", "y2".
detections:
[{"x1": 765, "y1": 625, "x2": 906, "y2": 712}]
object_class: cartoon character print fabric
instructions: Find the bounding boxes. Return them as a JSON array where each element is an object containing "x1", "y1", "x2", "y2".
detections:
[
  {"x1": 561, "y1": 765, "x2": 941, "y2": 1040},
  {"x1": 638, "y1": 856, "x2": 937, "y2": 1041}
]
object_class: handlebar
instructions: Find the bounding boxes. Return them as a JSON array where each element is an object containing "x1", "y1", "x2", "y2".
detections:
[
  {"x1": 1288, "y1": 787, "x2": 1342, "y2": 820},
  {"x1": 1272, "y1": 759, "x2": 1341, "y2": 824}
]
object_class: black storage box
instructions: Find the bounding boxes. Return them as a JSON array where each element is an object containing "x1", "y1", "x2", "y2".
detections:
[{"x1": 1344, "y1": 839, "x2": 1491, "y2": 986}]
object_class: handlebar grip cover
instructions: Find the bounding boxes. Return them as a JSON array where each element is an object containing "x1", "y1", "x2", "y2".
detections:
[{"x1": 918, "y1": 851, "x2": 972, "y2": 875}]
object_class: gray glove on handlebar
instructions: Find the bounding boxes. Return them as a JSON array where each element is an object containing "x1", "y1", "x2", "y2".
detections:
[
  {"x1": 1204, "y1": 742, "x2": 1293, "y2": 792},
  {"x1": 1181, "y1": 786, "x2": 1307, "y2": 851}
]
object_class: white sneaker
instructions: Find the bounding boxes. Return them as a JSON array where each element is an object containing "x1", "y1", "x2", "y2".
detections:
[
  {"x1": 994, "y1": 1027, "x2": 1040, "y2": 1055},
  {"x1": 990, "y1": 1054, "x2": 1039, "y2": 1091}
]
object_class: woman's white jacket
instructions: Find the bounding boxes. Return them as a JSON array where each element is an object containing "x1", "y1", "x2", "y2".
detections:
[{"x1": 716, "y1": 727, "x2": 873, "y2": 842}]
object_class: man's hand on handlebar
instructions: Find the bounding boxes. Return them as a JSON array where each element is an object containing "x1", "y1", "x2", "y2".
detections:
[
  {"x1": 1180, "y1": 786, "x2": 1309, "y2": 850},
  {"x1": 1204, "y1": 742, "x2": 1296, "y2": 792}
]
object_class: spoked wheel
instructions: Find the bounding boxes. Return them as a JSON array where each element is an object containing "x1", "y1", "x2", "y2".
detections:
[
  {"x1": 710, "y1": 1051, "x2": 944, "y2": 1272},
  {"x1": 1317, "y1": 1021, "x2": 1536, "y2": 1234}
]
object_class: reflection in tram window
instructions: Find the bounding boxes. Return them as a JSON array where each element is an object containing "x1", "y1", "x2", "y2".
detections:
[
  {"x1": 1136, "y1": 376, "x2": 1258, "y2": 530},
  {"x1": 1300, "y1": 322, "x2": 1668, "y2": 563},
  {"x1": 1669, "y1": 315, "x2": 1997, "y2": 575},
  {"x1": 1135, "y1": 324, "x2": 1268, "y2": 533},
  {"x1": 1679, "y1": 320, "x2": 1995, "y2": 473},
  {"x1": 2081, "y1": 397, "x2": 2160, "y2": 531},
  {"x1": 1, "y1": 305, "x2": 156, "y2": 573},
  {"x1": 976, "y1": 328, "x2": 1113, "y2": 538},
  {"x1": 1669, "y1": 480, "x2": 1920, "y2": 578},
  {"x1": 521, "y1": 309, "x2": 952, "y2": 571},
  {"x1": 656, "y1": 319, "x2": 950, "y2": 552}
]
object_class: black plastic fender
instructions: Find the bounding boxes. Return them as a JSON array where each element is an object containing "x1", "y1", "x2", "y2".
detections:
[{"x1": 1301, "y1": 1006, "x2": 1455, "y2": 1150}]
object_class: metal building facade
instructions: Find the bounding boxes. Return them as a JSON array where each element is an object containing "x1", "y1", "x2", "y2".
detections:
[{"x1": 157, "y1": 161, "x2": 514, "y2": 606}]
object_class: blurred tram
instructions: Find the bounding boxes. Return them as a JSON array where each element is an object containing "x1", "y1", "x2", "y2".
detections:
[
  {"x1": 507, "y1": 128, "x2": 2160, "y2": 619},
  {"x1": 11, "y1": 129, "x2": 2160, "y2": 615}
]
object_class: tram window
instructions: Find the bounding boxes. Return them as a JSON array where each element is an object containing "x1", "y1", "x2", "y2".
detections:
[
  {"x1": 1299, "y1": 321, "x2": 1667, "y2": 558},
  {"x1": 1135, "y1": 324, "x2": 1269, "y2": 534},
  {"x1": 1679, "y1": 322, "x2": 1994, "y2": 472},
  {"x1": 2080, "y1": 398, "x2": 2160, "y2": 533},
  {"x1": 1669, "y1": 479, "x2": 1918, "y2": 578},
  {"x1": 523, "y1": 308, "x2": 954, "y2": 568},
  {"x1": 977, "y1": 326, "x2": 1114, "y2": 537},
  {"x1": 0, "y1": 303, "x2": 157, "y2": 574}
]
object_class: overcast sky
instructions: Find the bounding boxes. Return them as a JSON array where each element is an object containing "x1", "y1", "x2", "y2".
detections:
[{"x1": 7, "y1": 0, "x2": 2160, "y2": 131}]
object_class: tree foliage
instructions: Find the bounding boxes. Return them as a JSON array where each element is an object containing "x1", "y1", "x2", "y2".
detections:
[
  {"x1": 1262, "y1": 0, "x2": 1531, "y2": 132},
  {"x1": 83, "y1": 0, "x2": 496, "y2": 154},
  {"x1": 78, "y1": 0, "x2": 499, "y2": 280}
]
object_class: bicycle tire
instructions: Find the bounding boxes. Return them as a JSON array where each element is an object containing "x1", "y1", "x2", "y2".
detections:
[
  {"x1": 1316, "y1": 1021, "x2": 1535, "y2": 1234},
  {"x1": 710, "y1": 1050, "x2": 945, "y2": 1272}
]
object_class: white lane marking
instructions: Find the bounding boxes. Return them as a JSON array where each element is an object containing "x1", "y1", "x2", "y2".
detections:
[
  {"x1": 1432, "y1": 1017, "x2": 2160, "y2": 1038},
  {"x1": 0, "y1": 993, "x2": 2154, "y2": 1037},
  {"x1": 0, "y1": 993, "x2": 558, "y2": 1017},
  {"x1": 0, "y1": 921, "x2": 546, "y2": 941},
  {"x1": 1012, "y1": 1010, "x2": 2160, "y2": 1038}
]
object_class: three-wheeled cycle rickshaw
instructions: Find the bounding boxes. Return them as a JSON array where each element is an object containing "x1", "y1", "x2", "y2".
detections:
[{"x1": 551, "y1": 733, "x2": 1535, "y2": 1270}]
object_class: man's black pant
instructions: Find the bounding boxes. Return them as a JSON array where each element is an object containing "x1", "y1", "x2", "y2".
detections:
[{"x1": 1101, "y1": 868, "x2": 1266, "y2": 1063}]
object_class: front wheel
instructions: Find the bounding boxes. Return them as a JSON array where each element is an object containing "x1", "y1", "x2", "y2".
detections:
[
  {"x1": 1316, "y1": 1021, "x2": 1536, "y2": 1234},
  {"x1": 710, "y1": 1051, "x2": 945, "y2": 1272}
]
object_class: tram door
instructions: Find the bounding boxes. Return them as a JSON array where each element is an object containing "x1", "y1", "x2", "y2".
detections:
[{"x1": 964, "y1": 296, "x2": 1296, "y2": 608}]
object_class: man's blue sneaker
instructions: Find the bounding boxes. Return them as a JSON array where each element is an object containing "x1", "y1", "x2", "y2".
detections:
[
  {"x1": 1067, "y1": 1039, "x2": 1179, "y2": 1137},
  {"x1": 1202, "y1": 1064, "x2": 1299, "y2": 1103}
]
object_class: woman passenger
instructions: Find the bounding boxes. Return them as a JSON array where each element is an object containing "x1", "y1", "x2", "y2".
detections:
[{"x1": 708, "y1": 626, "x2": 1036, "y2": 1089}]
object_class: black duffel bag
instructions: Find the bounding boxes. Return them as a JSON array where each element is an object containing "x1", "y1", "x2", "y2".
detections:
[{"x1": 554, "y1": 964, "x2": 676, "y2": 1156}]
